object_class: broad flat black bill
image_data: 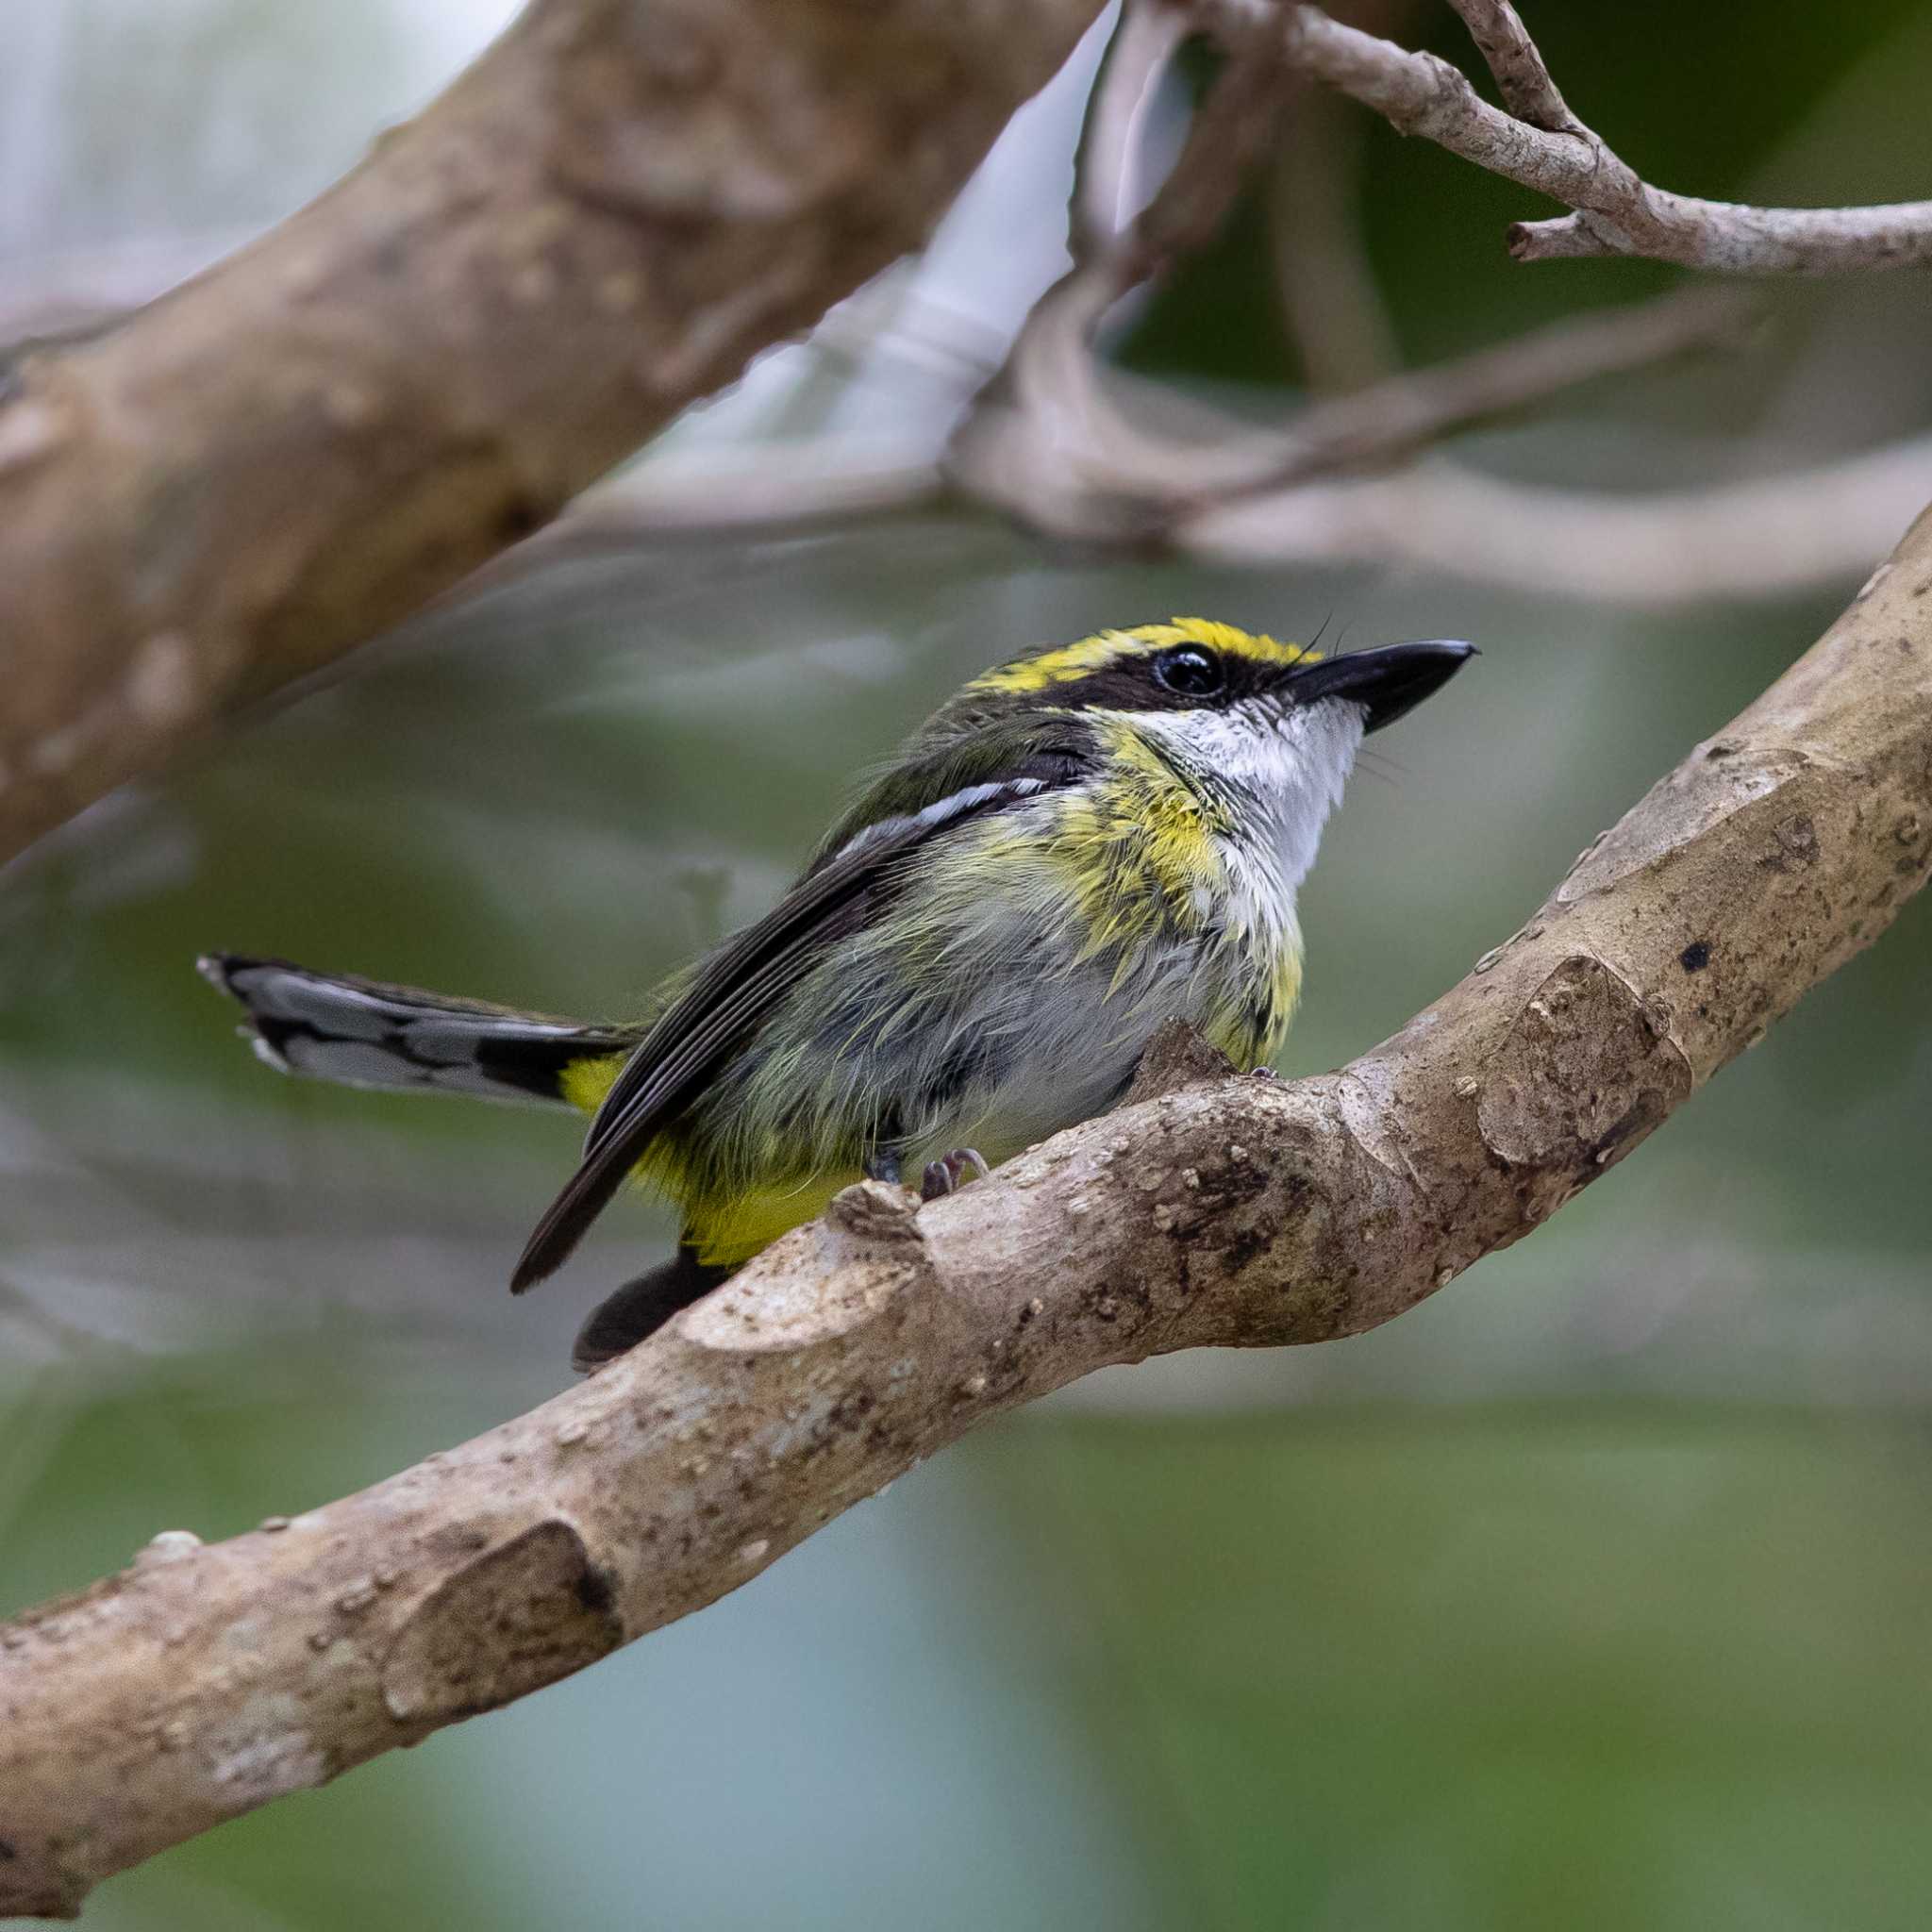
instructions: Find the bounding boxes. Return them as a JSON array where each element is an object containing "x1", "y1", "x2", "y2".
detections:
[{"x1": 1283, "y1": 640, "x2": 1476, "y2": 734}]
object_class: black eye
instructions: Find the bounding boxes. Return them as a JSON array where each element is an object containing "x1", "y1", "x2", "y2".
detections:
[{"x1": 1152, "y1": 645, "x2": 1224, "y2": 697}]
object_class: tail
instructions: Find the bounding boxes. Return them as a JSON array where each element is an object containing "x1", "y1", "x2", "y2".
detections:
[{"x1": 199, "y1": 954, "x2": 641, "y2": 1108}]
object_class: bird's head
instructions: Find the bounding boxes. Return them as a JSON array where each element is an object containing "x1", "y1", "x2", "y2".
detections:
[
  {"x1": 929, "y1": 617, "x2": 1475, "y2": 891},
  {"x1": 959, "y1": 617, "x2": 1474, "y2": 736}
]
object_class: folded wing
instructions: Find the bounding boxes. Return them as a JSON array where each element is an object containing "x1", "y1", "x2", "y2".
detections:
[{"x1": 510, "y1": 732, "x2": 1089, "y2": 1293}]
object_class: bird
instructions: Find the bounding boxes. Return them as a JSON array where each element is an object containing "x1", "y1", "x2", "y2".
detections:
[{"x1": 202, "y1": 618, "x2": 1472, "y2": 1371}]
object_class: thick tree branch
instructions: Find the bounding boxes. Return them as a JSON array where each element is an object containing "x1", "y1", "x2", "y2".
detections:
[
  {"x1": 7, "y1": 488, "x2": 1932, "y2": 1917},
  {"x1": 0, "y1": 234, "x2": 252, "y2": 354},
  {"x1": 1275, "y1": 0, "x2": 1932, "y2": 272},
  {"x1": 0, "y1": 0, "x2": 1107, "y2": 872}
]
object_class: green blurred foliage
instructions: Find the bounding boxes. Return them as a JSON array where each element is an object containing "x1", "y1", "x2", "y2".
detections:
[{"x1": 5, "y1": 2, "x2": 1932, "y2": 1926}]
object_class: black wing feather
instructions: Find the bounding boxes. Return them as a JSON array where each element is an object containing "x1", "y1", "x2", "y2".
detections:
[{"x1": 509, "y1": 747, "x2": 1086, "y2": 1294}]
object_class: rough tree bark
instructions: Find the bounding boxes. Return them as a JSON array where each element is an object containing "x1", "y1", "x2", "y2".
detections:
[
  {"x1": 0, "y1": 0, "x2": 1105, "y2": 870},
  {"x1": 4, "y1": 499, "x2": 1929, "y2": 1916}
]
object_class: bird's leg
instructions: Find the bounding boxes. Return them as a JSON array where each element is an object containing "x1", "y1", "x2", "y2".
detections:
[{"x1": 921, "y1": 1148, "x2": 991, "y2": 1200}]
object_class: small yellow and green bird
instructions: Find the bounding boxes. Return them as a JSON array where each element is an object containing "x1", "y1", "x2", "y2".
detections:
[{"x1": 202, "y1": 618, "x2": 1471, "y2": 1369}]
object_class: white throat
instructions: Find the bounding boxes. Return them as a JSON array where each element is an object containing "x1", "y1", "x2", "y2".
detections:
[{"x1": 1143, "y1": 696, "x2": 1365, "y2": 898}]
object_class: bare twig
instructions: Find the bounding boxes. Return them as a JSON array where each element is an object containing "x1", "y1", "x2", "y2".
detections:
[
  {"x1": 1447, "y1": 0, "x2": 1578, "y2": 133},
  {"x1": 1183, "y1": 286, "x2": 1757, "y2": 504},
  {"x1": 8, "y1": 496, "x2": 1932, "y2": 1918},
  {"x1": 945, "y1": 0, "x2": 1926, "y2": 575},
  {"x1": 951, "y1": 0, "x2": 1792, "y2": 543},
  {"x1": 954, "y1": 245, "x2": 1757, "y2": 536},
  {"x1": 1273, "y1": 0, "x2": 1932, "y2": 273},
  {"x1": 426, "y1": 417, "x2": 1932, "y2": 615}
]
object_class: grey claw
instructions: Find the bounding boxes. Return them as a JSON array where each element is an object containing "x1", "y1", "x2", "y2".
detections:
[{"x1": 920, "y1": 1148, "x2": 991, "y2": 1201}]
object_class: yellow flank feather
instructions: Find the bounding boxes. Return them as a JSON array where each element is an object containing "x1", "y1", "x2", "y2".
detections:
[
  {"x1": 558, "y1": 1051, "x2": 627, "y2": 1116},
  {"x1": 679, "y1": 1172, "x2": 857, "y2": 1267},
  {"x1": 1224, "y1": 943, "x2": 1305, "y2": 1068},
  {"x1": 967, "y1": 617, "x2": 1315, "y2": 697},
  {"x1": 558, "y1": 1050, "x2": 847, "y2": 1265}
]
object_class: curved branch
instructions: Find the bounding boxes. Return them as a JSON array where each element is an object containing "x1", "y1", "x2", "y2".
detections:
[
  {"x1": 1277, "y1": 0, "x2": 1932, "y2": 272},
  {"x1": 1177, "y1": 436, "x2": 1932, "y2": 602},
  {"x1": 0, "y1": 0, "x2": 1106, "y2": 871},
  {"x1": 425, "y1": 426, "x2": 1932, "y2": 611},
  {"x1": 6, "y1": 491, "x2": 1932, "y2": 1916}
]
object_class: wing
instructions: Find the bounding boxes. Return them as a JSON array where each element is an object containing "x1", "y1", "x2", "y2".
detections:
[{"x1": 509, "y1": 724, "x2": 1092, "y2": 1293}]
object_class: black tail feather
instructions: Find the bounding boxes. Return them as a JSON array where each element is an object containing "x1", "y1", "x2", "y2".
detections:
[{"x1": 199, "y1": 954, "x2": 639, "y2": 1108}]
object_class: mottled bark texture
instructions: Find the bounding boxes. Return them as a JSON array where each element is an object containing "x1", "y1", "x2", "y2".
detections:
[
  {"x1": 0, "y1": 0, "x2": 1105, "y2": 869},
  {"x1": 5, "y1": 499, "x2": 1931, "y2": 1915}
]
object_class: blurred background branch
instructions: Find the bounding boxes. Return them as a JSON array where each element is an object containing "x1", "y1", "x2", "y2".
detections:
[
  {"x1": 8, "y1": 0, "x2": 1932, "y2": 817},
  {"x1": 460, "y1": 0, "x2": 1932, "y2": 591},
  {"x1": 0, "y1": 0, "x2": 1109, "y2": 872},
  {"x1": 411, "y1": 0, "x2": 1932, "y2": 591}
]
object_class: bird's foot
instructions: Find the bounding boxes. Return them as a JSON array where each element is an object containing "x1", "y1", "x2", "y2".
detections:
[{"x1": 921, "y1": 1148, "x2": 991, "y2": 1200}]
